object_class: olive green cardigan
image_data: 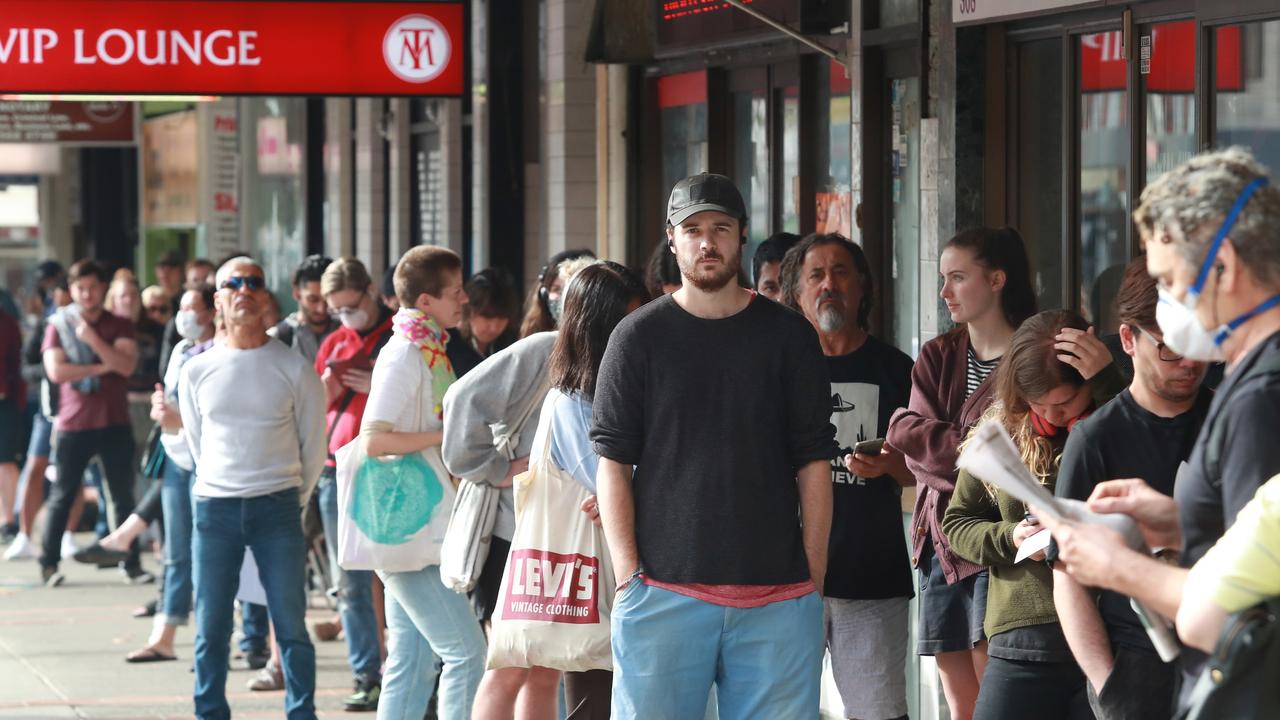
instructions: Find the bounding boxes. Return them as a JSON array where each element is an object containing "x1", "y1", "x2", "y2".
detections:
[{"x1": 941, "y1": 365, "x2": 1125, "y2": 639}]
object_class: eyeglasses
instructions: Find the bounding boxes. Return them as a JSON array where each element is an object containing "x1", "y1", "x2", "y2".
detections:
[
  {"x1": 1135, "y1": 326, "x2": 1184, "y2": 362},
  {"x1": 221, "y1": 275, "x2": 266, "y2": 292},
  {"x1": 145, "y1": 305, "x2": 169, "y2": 314}
]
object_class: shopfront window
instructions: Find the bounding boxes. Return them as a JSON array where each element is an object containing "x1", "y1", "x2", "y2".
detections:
[
  {"x1": 244, "y1": 97, "x2": 306, "y2": 313},
  {"x1": 781, "y1": 86, "x2": 801, "y2": 234},
  {"x1": 890, "y1": 77, "x2": 921, "y2": 356},
  {"x1": 1145, "y1": 21, "x2": 1198, "y2": 183},
  {"x1": 816, "y1": 59, "x2": 853, "y2": 237},
  {"x1": 878, "y1": 0, "x2": 918, "y2": 27},
  {"x1": 732, "y1": 85, "x2": 769, "y2": 245},
  {"x1": 659, "y1": 71, "x2": 708, "y2": 202},
  {"x1": 1215, "y1": 21, "x2": 1280, "y2": 175},
  {"x1": 1016, "y1": 38, "x2": 1065, "y2": 311},
  {"x1": 1079, "y1": 31, "x2": 1129, "y2": 333}
]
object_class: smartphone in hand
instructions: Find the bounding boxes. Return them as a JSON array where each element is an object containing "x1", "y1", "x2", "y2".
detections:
[
  {"x1": 326, "y1": 353, "x2": 373, "y2": 377},
  {"x1": 853, "y1": 438, "x2": 885, "y2": 456}
]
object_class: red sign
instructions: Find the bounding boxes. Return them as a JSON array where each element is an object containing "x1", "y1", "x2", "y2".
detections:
[
  {"x1": 501, "y1": 549, "x2": 600, "y2": 624},
  {"x1": 0, "y1": 100, "x2": 133, "y2": 143},
  {"x1": 1080, "y1": 22, "x2": 1244, "y2": 94},
  {"x1": 0, "y1": 1, "x2": 464, "y2": 96}
]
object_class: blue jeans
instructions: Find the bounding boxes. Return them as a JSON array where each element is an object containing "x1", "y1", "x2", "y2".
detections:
[
  {"x1": 240, "y1": 601, "x2": 269, "y2": 654},
  {"x1": 377, "y1": 564, "x2": 486, "y2": 720},
  {"x1": 318, "y1": 471, "x2": 382, "y2": 680},
  {"x1": 160, "y1": 462, "x2": 195, "y2": 622},
  {"x1": 611, "y1": 582, "x2": 824, "y2": 720},
  {"x1": 193, "y1": 490, "x2": 315, "y2": 720}
]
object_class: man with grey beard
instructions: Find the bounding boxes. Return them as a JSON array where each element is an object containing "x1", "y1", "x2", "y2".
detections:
[{"x1": 780, "y1": 232, "x2": 916, "y2": 720}]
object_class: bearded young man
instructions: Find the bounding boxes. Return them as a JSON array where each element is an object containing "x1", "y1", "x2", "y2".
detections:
[{"x1": 591, "y1": 173, "x2": 837, "y2": 719}]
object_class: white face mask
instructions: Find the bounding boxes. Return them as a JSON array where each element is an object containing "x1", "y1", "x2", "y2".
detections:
[
  {"x1": 176, "y1": 310, "x2": 207, "y2": 341},
  {"x1": 338, "y1": 307, "x2": 369, "y2": 330},
  {"x1": 1155, "y1": 176, "x2": 1279, "y2": 362}
]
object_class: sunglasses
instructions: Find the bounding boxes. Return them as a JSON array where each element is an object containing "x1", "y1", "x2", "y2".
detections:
[
  {"x1": 221, "y1": 275, "x2": 266, "y2": 292},
  {"x1": 145, "y1": 305, "x2": 169, "y2": 313}
]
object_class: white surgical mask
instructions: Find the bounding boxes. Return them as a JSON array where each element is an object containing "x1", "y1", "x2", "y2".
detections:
[
  {"x1": 1156, "y1": 176, "x2": 1280, "y2": 362},
  {"x1": 176, "y1": 310, "x2": 206, "y2": 341},
  {"x1": 338, "y1": 307, "x2": 369, "y2": 330}
]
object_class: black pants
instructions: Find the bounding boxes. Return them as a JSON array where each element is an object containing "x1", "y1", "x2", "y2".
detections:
[
  {"x1": 1087, "y1": 645, "x2": 1178, "y2": 720},
  {"x1": 43, "y1": 424, "x2": 139, "y2": 570},
  {"x1": 975, "y1": 655, "x2": 1094, "y2": 720},
  {"x1": 564, "y1": 669, "x2": 612, "y2": 720}
]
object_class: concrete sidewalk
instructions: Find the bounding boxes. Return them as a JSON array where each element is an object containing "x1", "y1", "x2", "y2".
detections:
[{"x1": 0, "y1": 532, "x2": 367, "y2": 719}]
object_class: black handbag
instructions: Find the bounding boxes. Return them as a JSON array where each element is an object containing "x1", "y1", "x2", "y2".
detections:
[{"x1": 1180, "y1": 596, "x2": 1280, "y2": 719}]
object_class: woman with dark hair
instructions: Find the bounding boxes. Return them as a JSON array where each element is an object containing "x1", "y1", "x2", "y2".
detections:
[
  {"x1": 473, "y1": 261, "x2": 649, "y2": 720},
  {"x1": 519, "y1": 249, "x2": 597, "y2": 338},
  {"x1": 942, "y1": 310, "x2": 1124, "y2": 719},
  {"x1": 888, "y1": 226, "x2": 1108, "y2": 720},
  {"x1": 644, "y1": 241, "x2": 682, "y2": 298}
]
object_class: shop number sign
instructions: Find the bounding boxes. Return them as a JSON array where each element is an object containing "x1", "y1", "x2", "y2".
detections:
[
  {"x1": 0, "y1": 1, "x2": 464, "y2": 96},
  {"x1": 953, "y1": 0, "x2": 1098, "y2": 25}
]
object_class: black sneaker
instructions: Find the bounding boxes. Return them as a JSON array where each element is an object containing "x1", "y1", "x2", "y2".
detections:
[
  {"x1": 73, "y1": 541, "x2": 130, "y2": 566},
  {"x1": 243, "y1": 648, "x2": 271, "y2": 671},
  {"x1": 343, "y1": 675, "x2": 380, "y2": 712},
  {"x1": 41, "y1": 565, "x2": 65, "y2": 587},
  {"x1": 122, "y1": 566, "x2": 156, "y2": 585}
]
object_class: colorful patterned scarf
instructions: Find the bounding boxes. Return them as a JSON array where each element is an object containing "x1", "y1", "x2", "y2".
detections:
[{"x1": 392, "y1": 308, "x2": 455, "y2": 421}]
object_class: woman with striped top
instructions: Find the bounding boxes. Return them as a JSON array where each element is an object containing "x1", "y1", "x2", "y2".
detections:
[{"x1": 887, "y1": 227, "x2": 1038, "y2": 720}]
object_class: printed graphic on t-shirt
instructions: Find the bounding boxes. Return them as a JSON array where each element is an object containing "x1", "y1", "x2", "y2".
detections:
[{"x1": 830, "y1": 381, "x2": 879, "y2": 486}]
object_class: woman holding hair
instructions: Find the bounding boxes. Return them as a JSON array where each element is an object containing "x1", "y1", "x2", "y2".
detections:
[
  {"x1": 942, "y1": 310, "x2": 1122, "y2": 719},
  {"x1": 886, "y1": 227, "x2": 1040, "y2": 719}
]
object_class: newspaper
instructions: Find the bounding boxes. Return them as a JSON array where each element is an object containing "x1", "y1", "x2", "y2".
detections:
[{"x1": 957, "y1": 420, "x2": 1181, "y2": 662}]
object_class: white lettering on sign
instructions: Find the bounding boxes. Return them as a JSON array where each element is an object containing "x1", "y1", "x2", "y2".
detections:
[
  {"x1": 383, "y1": 14, "x2": 451, "y2": 83},
  {"x1": 953, "y1": 0, "x2": 1097, "y2": 25},
  {"x1": 502, "y1": 549, "x2": 601, "y2": 624},
  {"x1": 30, "y1": 28, "x2": 265, "y2": 66}
]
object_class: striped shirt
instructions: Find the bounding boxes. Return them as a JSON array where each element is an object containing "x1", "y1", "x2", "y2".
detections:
[{"x1": 966, "y1": 346, "x2": 1000, "y2": 398}]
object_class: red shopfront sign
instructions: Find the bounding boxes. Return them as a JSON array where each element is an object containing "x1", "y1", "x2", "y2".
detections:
[
  {"x1": 1080, "y1": 22, "x2": 1243, "y2": 94},
  {"x1": 0, "y1": 1, "x2": 464, "y2": 96}
]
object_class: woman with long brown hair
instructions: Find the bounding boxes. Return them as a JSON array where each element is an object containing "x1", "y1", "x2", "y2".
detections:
[{"x1": 942, "y1": 310, "x2": 1124, "y2": 720}]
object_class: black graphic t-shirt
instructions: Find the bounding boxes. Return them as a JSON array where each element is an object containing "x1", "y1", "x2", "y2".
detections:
[{"x1": 825, "y1": 335, "x2": 916, "y2": 600}]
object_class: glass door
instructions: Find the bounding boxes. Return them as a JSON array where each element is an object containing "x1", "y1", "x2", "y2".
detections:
[{"x1": 887, "y1": 75, "x2": 921, "y2": 357}]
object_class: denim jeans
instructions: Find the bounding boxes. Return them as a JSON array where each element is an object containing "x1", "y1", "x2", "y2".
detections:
[
  {"x1": 318, "y1": 470, "x2": 382, "y2": 680},
  {"x1": 376, "y1": 564, "x2": 486, "y2": 720},
  {"x1": 240, "y1": 601, "x2": 269, "y2": 654},
  {"x1": 160, "y1": 461, "x2": 195, "y2": 622},
  {"x1": 611, "y1": 582, "x2": 824, "y2": 720},
  {"x1": 193, "y1": 489, "x2": 315, "y2": 720},
  {"x1": 43, "y1": 425, "x2": 137, "y2": 570}
]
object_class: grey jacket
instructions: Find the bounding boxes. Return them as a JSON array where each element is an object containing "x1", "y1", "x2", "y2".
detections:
[
  {"x1": 49, "y1": 305, "x2": 100, "y2": 394},
  {"x1": 441, "y1": 331, "x2": 556, "y2": 540}
]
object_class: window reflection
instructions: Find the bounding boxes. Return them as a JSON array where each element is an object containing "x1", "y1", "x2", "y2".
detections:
[{"x1": 1216, "y1": 21, "x2": 1280, "y2": 176}]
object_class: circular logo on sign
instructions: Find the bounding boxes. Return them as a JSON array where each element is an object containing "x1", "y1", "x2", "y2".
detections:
[
  {"x1": 383, "y1": 14, "x2": 451, "y2": 84},
  {"x1": 84, "y1": 102, "x2": 126, "y2": 124}
]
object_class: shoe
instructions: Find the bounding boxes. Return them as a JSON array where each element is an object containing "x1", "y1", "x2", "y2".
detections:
[
  {"x1": 73, "y1": 541, "x2": 130, "y2": 566},
  {"x1": 60, "y1": 532, "x2": 78, "y2": 559},
  {"x1": 342, "y1": 675, "x2": 380, "y2": 712},
  {"x1": 125, "y1": 645, "x2": 177, "y2": 663},
  {"x1": 122, "y1": 566, "x2": 155, "y2": 585},
  {"x1": 0, "y1": 521, "x2": 17, "y2": 543},
  {"x1": 313, "y1": 619, "x2": 342, "y2": 642},
  {"x1": 41, "y1": 565, "x2": 65, "y2": 587},
  {"x1": 133, "y1": 599, "x2": 158, "y2": 618},
  {"x1": 3, "y1": 533, "x2": 36, "y2": 561},
  {"x1": 246, "y1": 662, "x2": 283, "y2": 691}
]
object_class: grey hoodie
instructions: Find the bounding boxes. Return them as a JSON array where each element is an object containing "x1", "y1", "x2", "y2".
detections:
[{"x1": 441, "y1": 331, "x2": 557, "y2": 541}]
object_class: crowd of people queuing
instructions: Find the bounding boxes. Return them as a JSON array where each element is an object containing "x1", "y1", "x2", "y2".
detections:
[{"x1": 0, "y1": 144, "x2": 1278, "y2": 720}]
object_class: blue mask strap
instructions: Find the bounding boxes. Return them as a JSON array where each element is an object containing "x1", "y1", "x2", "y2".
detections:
[
  {"x1": 1215, "y1": 293, "x2": 1280, "y2": 345},
  {"x1": 1192, "y1": 176, "x2": 1270, "y2": 295}
]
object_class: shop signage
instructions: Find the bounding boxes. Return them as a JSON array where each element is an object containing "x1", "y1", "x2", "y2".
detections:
[
  {"x1": 1080, "y1": 23, "x2": 1242, "y2": 94},
  {"x1": 0, "y1": 1, "x2": 464, "y2": 96},
  {"x1": 655, "y1": 0, "x2": 845, "y2": 55},
  {"x1": 953, "y1": 0, "x2": 1099, "y2": 25},
  {"x1": 0, "y1": 100, "x2": 134, "y2": 144}
]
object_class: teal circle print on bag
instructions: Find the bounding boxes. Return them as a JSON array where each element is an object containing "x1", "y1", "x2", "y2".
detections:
[{"x1": 350, "y1": 453, "x2": 444, "y2": 545}]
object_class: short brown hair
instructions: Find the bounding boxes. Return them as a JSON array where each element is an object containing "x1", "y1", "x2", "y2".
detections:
[
  {"x1": 68, "y1": 259, "x2": 108, "y2": 284},
  {"x1": 321, "y1": 257, "x2": 373, "y2": 298},
  {"x1": 1114, "y1": 255, "x2": 1157, "y2": 331},
  {"x1": 394, "y1": 246, "x2": 462, "y2": 307}
]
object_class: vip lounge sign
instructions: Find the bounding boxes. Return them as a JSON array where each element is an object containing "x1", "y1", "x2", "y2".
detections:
[{"x1": 0, "y1": 1, "x2": 464, "y2": 96}]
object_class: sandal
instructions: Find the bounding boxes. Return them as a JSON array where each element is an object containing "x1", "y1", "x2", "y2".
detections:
[{"x1": 126, "y1": 646, "x2": 177, "y2": 663}]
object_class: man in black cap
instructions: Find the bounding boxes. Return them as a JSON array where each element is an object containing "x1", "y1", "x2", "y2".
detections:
[{"x1": 592, "y1": 173, "x2": 837, "y2": 718}]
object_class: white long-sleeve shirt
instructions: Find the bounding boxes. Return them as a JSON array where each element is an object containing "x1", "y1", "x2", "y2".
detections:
[{"x1": 179, "y1": 338, "x2": 327, "y2": 505}]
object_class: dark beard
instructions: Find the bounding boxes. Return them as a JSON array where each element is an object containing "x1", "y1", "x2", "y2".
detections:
[{"x1": 678, "y1": 249, "x2": 741, "y2": 292}]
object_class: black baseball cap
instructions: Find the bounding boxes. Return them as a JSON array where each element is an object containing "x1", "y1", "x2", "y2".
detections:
[
  {"x1": 667, "y1": 173, "x2": 747, "y2": 227},
  {"x1": 35, "y1": 260, "x2": 64, "y2": 281}
]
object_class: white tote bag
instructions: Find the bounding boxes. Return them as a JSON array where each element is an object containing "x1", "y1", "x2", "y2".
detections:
[
  {"x1": 335, "y1": 349, "x2": 455, "y2": 572},
  {"x1": 486, "y1": 398, "x2": 615, "y2": 672},
  {"x1": 440, "y1": 376, "x2": 550, "y2": 593}
]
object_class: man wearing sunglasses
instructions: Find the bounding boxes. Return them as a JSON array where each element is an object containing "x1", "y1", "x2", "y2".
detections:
[
  {"x1": 1051, "y1": 256, "x2": 1211, "y2": 720},
  {"x1": 179, "y1": 257, "x2": 327, "y2": 720}
]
